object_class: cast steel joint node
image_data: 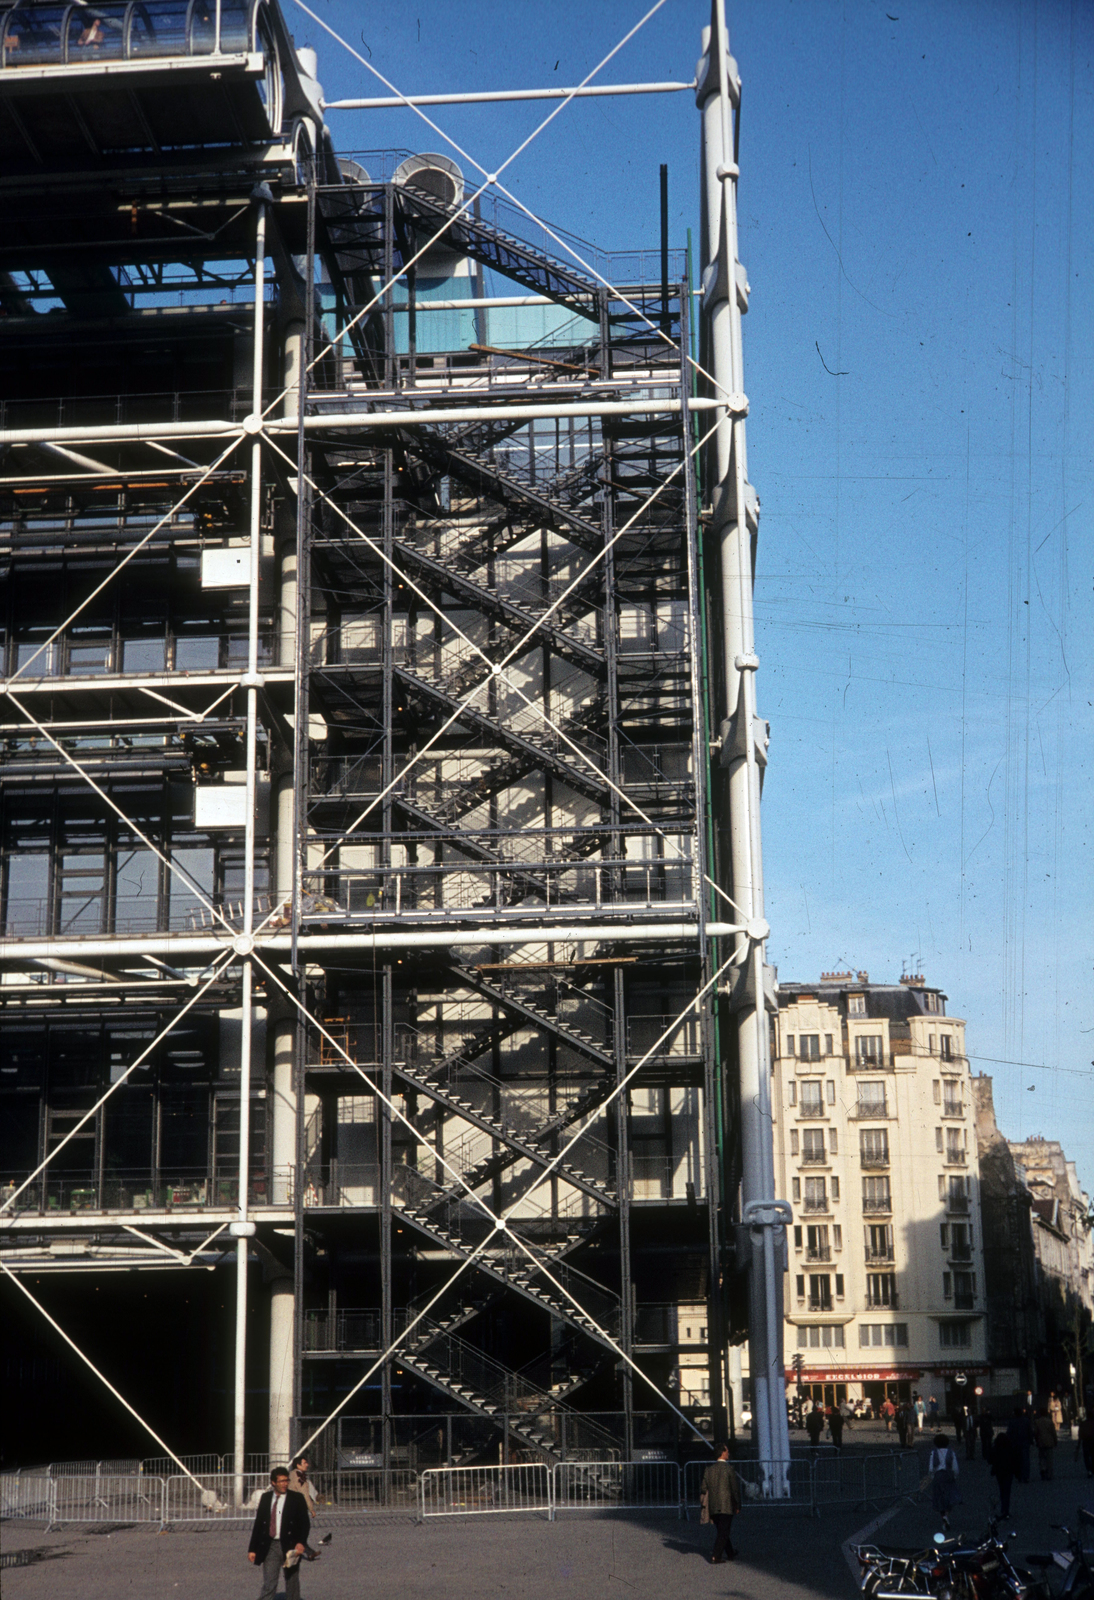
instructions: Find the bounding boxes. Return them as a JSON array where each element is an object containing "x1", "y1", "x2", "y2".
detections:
[
  {"x1": 716, "y1": 162, "x2": 740, "y2": 180},
  {"x1": 232, "y1": 933, "x2": 255, "y2": 956},
  {"x1": 240, "y1": 672, "x2": 265, "y2": 688},
  {"x1": 746, "y1": 917, "x2": 770, "y2": 942},
  {"x1": 242, "y1": 413, "x2": 263, "y2": 435},
  {"x1": 229, "y1": 1221, "x2": 256, "y2": 1237},
  {"x1": 734, "y1": 653, "x2": 760, "y2": 671},
  {"x1": 742, "y1": 1199, "x2": 793, "y2": 1229}
]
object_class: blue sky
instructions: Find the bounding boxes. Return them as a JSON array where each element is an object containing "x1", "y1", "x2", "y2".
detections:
[{"x1": 299, "y1": 0, "x2": 1093, "y2": 1192}]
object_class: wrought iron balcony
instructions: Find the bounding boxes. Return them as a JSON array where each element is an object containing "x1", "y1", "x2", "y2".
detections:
[
  {"x1": 859, "y1": 1153, "x2": 890, "y2": 1168},
  {"x1": 944, "y1": 1149, "x2": 967, "y2": 1166},
  {"x1": 945, "y1": 1195, "x2": 969, "y2": 1214},
  {"x1": 800, "y1": 1150, "x2": 827, "y2": 1165},
  {"x1": 802, "y1": 1197, "x2": 830, "y2": 1214},
  {"x1": 862, "y1": 1197, "x2": 893, "y2": 1215},
  {"x1": 805, "y1": 1246, "x2": 831, "y2": 1263},
  {"x1": 853, "y1": 1100, "x2": 889, "y2": 1120},
  {"x1": 797, "y1": 1104, "x2": 826, "y2": 1119}
]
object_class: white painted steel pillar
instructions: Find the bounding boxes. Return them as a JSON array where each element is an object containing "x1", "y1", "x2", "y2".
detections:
[
  {"x1": 268, "y1": 1279, "x2": 295, "y2": 1464},
  {"x1": 697, "y1": 1, "x2": 790, "y2": 1485},
  {"x1": 232, "y1": 195, "x2": 267, "y2": 1507}
]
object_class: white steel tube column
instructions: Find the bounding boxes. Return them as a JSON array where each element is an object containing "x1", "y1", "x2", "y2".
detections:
[
  {"x1": 697, "y1": 1, "x2": 790, "y2": 1484},
  {"x1": 232, "y1": 196, "x2": 267, "y2": 1507}
]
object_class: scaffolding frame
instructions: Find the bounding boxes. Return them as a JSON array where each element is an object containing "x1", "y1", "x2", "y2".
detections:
[{"x1": 1, "y1": 0, "x2": 785, "y2": 1485}]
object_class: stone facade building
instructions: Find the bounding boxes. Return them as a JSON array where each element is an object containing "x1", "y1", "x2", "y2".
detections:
[
  {"x1": 971, "y1": 1077, "x2": 1043, "y2": 1397},
  {"x1": 772, "y1": 973, "x2": 988, "y2": 1413}
]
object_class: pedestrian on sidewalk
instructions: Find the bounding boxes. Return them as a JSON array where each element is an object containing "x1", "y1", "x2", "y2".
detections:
[
  {"x1": 881, "y1": 1397, "x2": 896, "y2": 1433},
  {"x1": 289, "y1": 1453, "x2": 317, "y2": 1517},
  {"x1": 1048, "y1": 1392, "x2": 1063, "y2": 1432},
  {"x1": 964, "y1": 1408, "x2": 977, "y2": 1461},
  {"x1": 700, "y1": 1443, "x2": 742, "y2": 1565},
  {"x1": 1033, "y1": 1410, "x2": 1057, "y2": 1480},
  {"x1": 248, "y1": 1466, "x2": 310, "y2": 1600},
  {"x1": 1076, "y1": 1412, "x2": 1094, "y2": 1478},
  {"x1": 896, "y1": 1401, "x2": 913, "y2": 1449},
  {"x1": 805, "y1": 1406, "x2": 825, "y2": 1449},
  {"x1": 829, "y1": 1406, "x2": 845, "y2": 1452},
  {"x1": 978, "y1": 1408, "x2": 994, "y2": 1466},
  {"x1": 1007, "y1": 1406, "x2": 1032, "y2": 1483},
  {"x1": 914, "y1": 1393, "x2": 926, "y2": 1431},
  {"x1": 928, "y1": 1433, "x2": 962, "y2": 1532},
  {"x1": 990, "y1": 1430, "x2": 1018, "y2": 1519},
  {"x1": 928, "y1": 1396, "x2": 939, "y2": 1426}
]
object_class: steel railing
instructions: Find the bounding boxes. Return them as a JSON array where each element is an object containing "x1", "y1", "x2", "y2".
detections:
[
  {"x1": 3, "y1": 1451, "x2": 923, "y2": 1527},
  {"x1": 420, "y1": 1464, "x2": 553, "y2": 1519}
]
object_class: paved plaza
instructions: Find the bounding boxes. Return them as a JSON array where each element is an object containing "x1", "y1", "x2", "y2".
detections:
[{"x1": 3, "y1": 1435, "x2": 1091, "y2": 1600}]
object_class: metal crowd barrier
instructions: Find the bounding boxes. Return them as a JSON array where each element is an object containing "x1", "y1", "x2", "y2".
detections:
[
  {"x1": 141, "y1": 1454, "x2": 224, "y2": 1478},
  {"x1": 50, "y1": 1475, "x2": 162, "y2": 1526},
  {"x1": 3, "y1": 1452, "x2": 922, "y2": 1528},
  {"x1": 163, "y1": 1473, "x2": 268, "y2": 1524},
  {"x1": 555, "y1": 1461, "x2": 683, "y2": 1515},
  {"x1": 420, "y1": 1465, "x2": 554, "y2": 1520},
  {"x1": 1, "y1": 1474, "x2": 53, "y2": 1521},
  {"x1": 310, "y1": 1469, "x2": 419, "y2": 1513}
]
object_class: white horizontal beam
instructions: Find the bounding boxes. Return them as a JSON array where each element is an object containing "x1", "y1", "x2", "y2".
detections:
[
  {"x1": 324, "y1": 80, "x2": 695, "y2": 110},
  {"x1": 2, "y1": 1209, "x2": 293, "y2": 1234},
  {"x1": 391, "y1": 294, "x2": 578, "y2": 310},
  {"x1": 0, "y1": 394, "x2": 733, "y2": 450},
  {"x1": 0, "y1": 920, "x2": 731, "y2": 963}
]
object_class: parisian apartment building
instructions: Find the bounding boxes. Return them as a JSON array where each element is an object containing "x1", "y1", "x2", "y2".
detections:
[{"x1": 771, "y1": 972, "x2": 988, "y2": 1413}]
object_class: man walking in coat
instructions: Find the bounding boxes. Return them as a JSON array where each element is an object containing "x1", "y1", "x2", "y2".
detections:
[
  {"x1": 700, "y1": 1443, "x2": 742, "y2": 1564},
  {"x1": 248, "y1": 1466, "x2": 311, "y2": 1600}
]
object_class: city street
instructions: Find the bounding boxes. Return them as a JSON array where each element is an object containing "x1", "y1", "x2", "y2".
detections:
[{"x1": 3, "y1": 1436, "x2": 1091, "y2": 1600}]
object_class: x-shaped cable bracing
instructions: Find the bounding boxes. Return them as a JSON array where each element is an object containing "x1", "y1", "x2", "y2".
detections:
[
  {"x1": 254, "y1": 946, "x2": 739, "y2": 1452},
  {"x1": 276, "y1": 0, "x2": 671, "y2": 405},
  {"x1": 267, "y1": 415, "x2": 748, "y2": 925},
  {"x1": 290, "y1": 0, "x2": 743, "y2": 414},
  {"x1": 0, "y1": 950, "x2": 237, "y2": 1218}
]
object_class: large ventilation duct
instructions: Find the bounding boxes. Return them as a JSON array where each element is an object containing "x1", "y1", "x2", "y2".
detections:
[{"x1": 392, "y1": 152, "x2": 464, "y2": 209}]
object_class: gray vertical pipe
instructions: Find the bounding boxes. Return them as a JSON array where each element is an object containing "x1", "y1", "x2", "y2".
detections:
[
  {"x1": 232, "y1": 196, "x2": 266, "y2": 1507},
  {"x1": 696, "y1": 0, "x2": 789, "y2": 1485}
]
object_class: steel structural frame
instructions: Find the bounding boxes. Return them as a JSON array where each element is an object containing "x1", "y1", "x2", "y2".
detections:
[{"x1": 0, "y1": 0, "x2": 778, "y2": 1478}]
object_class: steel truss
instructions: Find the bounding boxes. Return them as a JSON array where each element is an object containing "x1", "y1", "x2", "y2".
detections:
[{"x1": 1, "y1": 0, "x2": 780, "y2": 1483}]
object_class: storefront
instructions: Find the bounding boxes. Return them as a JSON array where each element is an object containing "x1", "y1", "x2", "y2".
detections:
[{"x1": 785, "y1": 1366, "x2": 923, "y2": 1408}]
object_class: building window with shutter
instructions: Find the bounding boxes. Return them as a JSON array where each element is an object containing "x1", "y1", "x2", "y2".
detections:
[
  {"x1": 802, "y1": 1128, "x2": 825, "y2": 1163},
  {"x1": 860, "y1": 1129, "x2": 889, "y2": 1166},
  {"x1": 800, "y1": 1081, "x2": 824, "y2": 1117},
  {"x1": 803, "y1": 1177, "x2": 827, "y2": 1212},
  {"x1": 866, "y1": 1272, "x2": 897, "y2": 1308}
]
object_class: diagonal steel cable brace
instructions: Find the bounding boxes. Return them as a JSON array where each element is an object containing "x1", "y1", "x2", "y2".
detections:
[
  {"x1": 0, "y1": 1261, "x2": 210, "y2": 1487},
  {"x1": 252, "y1": 947, "x2": 739, "y2": 1446},
  {"x1": 3, "y1": 435, "x2": 245, "y2": 686},
  {"x1": 5, "y1": 692, "x2": 240, "y2": 938},
  {"x1": 0, "y1": 950, "x2": 237, "y2": 1217}
]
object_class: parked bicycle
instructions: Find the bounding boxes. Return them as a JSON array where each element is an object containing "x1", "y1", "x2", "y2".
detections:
[{"x1": 1023, "y1": 1507, "x2": 1094, "y2": 1600}]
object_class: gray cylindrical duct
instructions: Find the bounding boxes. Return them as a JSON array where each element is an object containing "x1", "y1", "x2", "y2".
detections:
[{"x1": 392, "y1": 152, "x2": 464, "y2": 209}]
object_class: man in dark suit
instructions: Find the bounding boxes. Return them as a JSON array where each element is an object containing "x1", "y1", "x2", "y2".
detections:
[{"x1": 248, "y1": 1466, "x2": 310, "y2": 1600}]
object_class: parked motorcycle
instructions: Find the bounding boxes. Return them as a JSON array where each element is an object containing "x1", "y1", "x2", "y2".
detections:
[{"x1": 854, "y1": 1518, "x2": 1033, "y2": 1600}]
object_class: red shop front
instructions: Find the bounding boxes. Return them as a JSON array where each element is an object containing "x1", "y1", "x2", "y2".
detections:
[{"x1": 786, "y1": 1366, "x2": 923, "y2": 1408}]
